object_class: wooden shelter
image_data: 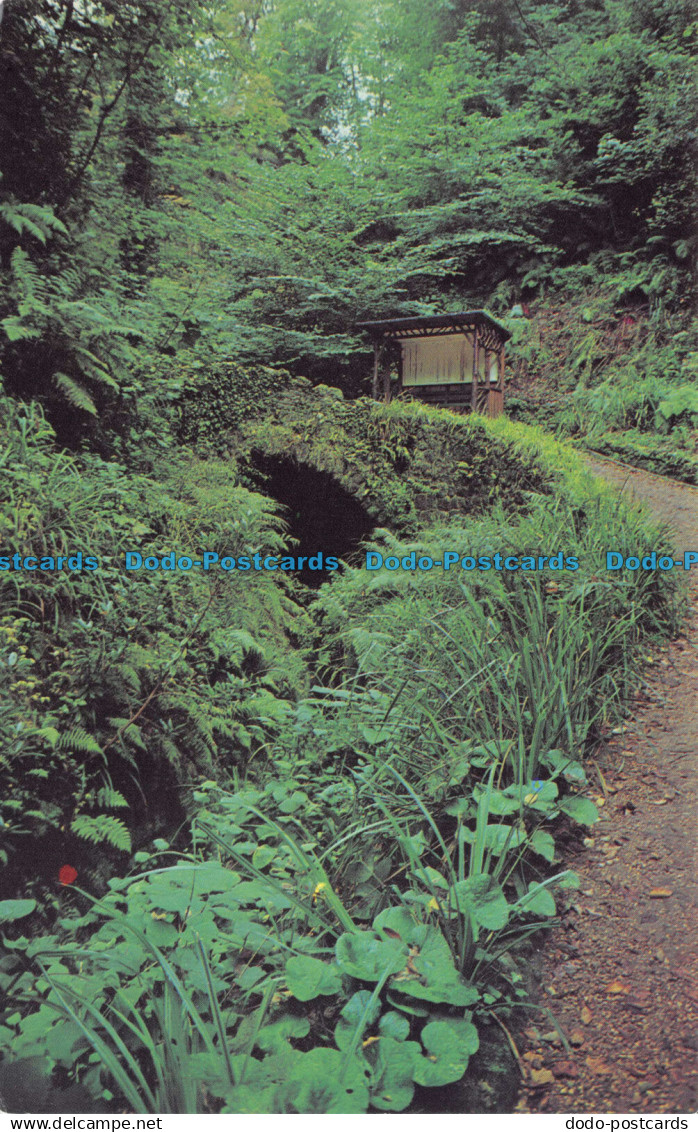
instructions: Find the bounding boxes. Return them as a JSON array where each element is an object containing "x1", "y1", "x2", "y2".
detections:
[{"x1": 357, "y1": 310, "x2": 511, "y2": 418}]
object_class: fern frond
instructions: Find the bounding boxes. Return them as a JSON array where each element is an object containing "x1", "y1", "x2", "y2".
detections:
[
  {"x1": 0, "y1": 200, "x2": 67, "y2": 243},
  {"x1": 95, "y1": 786, "x2": 129, "y2": 810},
  {"x1": 9, "y1": 247, "x2": 45, "y2": 300},
  {"x1": 159, "y1": 738, "x2": 182, "y2": 765},
  {"x1": 53, "y1": 372, "x2": 98, "y2": 415},
  {"x1": 1, "y1": 315, "x2": 42, "y2": 342},
  {"x1": 71, "y1": 814, "x2": 131, "y2": 852},
  {"x1": 108, "y1": 665, "x2": 142, "y2": 695},
  {"x1": 107, "y1": 717, "x2": 146, "y2": 750},
  {"x1": 58, "y1": 728, "x2": 103, "y2": 755},
  {"x1": 73, "y1": 346, "x2": 119, "y2": 389}
]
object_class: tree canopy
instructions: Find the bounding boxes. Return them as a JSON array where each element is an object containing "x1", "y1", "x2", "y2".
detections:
[{"x1": 1, "y1": 0, "x2": 695, "y2": 431}]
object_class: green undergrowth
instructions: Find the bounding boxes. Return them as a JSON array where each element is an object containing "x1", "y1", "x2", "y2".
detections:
[
  {"x1": 582, "y1": 431, "x2": 698, "y2": 485},
  {"x1": 0, "y1": 391, "x2": 683, "y2": 1114},
  {"x1": 174, "y1": 360, "x2": 292, "y2": 447},
  {"x1": 504, "y1": 296, "x2": 698, "y2": 483},
  {"x1": 0, "y1": 396, "x2": 308, "y2": 887}
]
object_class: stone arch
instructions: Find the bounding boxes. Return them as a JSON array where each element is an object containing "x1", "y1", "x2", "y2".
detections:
[{"x1": 248, "y1": 450, "x2": 375, "y2": 585}]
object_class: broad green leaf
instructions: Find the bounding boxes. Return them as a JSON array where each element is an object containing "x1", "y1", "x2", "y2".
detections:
[
  {"x1": 559, "y1": 795, "x2": 599, "y2": 826},
  {"x1": 251, "y1": 844, "x2": 276, "y2": 869},
  {"x1": 142, "y1": 917, "x2": 180, "y2": 946},
  {"x1": 414, "y1": 1018, "x2": 479, "y2": 1087},
  {"x1": 520, "y1": 882, "x2": 556, "y2": 917},
  {"x1": 452, "y1": 875, "x2": 510, "y2": 930},
  {"x1": 335, "y1": 932, "x2": 407, "y2": 982},
  {"x1": 285, "y1": 954, "x2": 343, "y2": 1001},
  {"x1": 378, "y1": 1011, "x2": 410, "y2": 1041},
  {"x1": 334, "y1": 989, "x2": 381, "y2": 1050},
  {"x1": 256, "y1": 1015, "x2": 310, "y2": 1053},
  {"x1": 0, "y1": 900, "x2": 36, "y2": 922},
  {"x1": 530, "y1": 829, "x2": 556, "y2": 862},
  {"x1": 540, "y1": 750, "x2": 587, "y2": 783},
  {"x1": 271, "y1": 1047, "x2": 369, "y2": 1113},
  {"x1": 367, "y1": 1036, "x2": 420, "y2": 1111},
  {"x1": 483, "y1": 823, "x2": 526, "y2": 855},
  {"x1": 522, "y1": 780, "x2": 559, "y2": 809},
  {"x1": 389, "y1": 978, "x2": 479, "y2": 1007},
  {"x1": 473, "y1": 786, "x2": 520, "y2": 816}
]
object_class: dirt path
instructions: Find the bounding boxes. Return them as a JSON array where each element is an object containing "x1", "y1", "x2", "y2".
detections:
[{"x1": 518, "y1": 455, "x2": 698, "y2": 1114}]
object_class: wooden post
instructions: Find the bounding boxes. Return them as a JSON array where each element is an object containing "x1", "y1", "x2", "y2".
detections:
[
  {"x1": 483, "y1": 347, "x2": 489, "y2": 415},
  {"x1": 382, "y1": 351, "x2": 391, "y2": 403},
  {"x1": 471, "y1": 328, "x2": 479, "y2": 412},
  {"x1": 372, "y1": 341, "x2": 380, "y2": 400}
]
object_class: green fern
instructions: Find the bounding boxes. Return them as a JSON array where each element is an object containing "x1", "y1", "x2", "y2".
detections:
[
  {"x1": 2, "y1": 244, "x2": 137, "y2": 415},
  {"x1": 108, "y1": 717, "x2": 147, "y2": 751},
  {"x1": 0, "y1": 198, "x2": 67, "y2": 244},
  {"x1": 71, "y1": 814, "x2": 131, "y2": 852},
  {"x1": 95, "y1": 786, "x2": 129, "y2": 810},
  {"x1": 53, "y1": 373, "x2": 98, "y2": 415},
  {"x1": 58, "y1": 729, "x2": 103, "y2": 755}
]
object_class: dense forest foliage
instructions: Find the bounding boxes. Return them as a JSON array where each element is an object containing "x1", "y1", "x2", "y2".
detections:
[
  {"x1": 0, "y1": 0, "x2": 694, "y2": 1115},
  {"x1": 2, "y1": 0, "x2": 695, "y2": 434}
]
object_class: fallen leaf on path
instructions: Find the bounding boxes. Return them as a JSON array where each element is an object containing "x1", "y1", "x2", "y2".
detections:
[
  {"x1": 580, "y1": 1005, "x2": 592, "y2": 1025},
  {"x1": 649, "y1": 887, "x2": 673, "y2": 898},
  {"x1": 529, "y1": 1069, "x2": 555, "y2": 1087},
  {"x1": 586, "y1": 1056, "x2": 612, "y2": 1076},
  {"x1": 606, "y1": 980, "x2": 631, "y2": 994}
]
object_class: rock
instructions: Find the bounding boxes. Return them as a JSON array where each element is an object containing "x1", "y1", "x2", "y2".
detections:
[
  {"x1": 529, "y1": 1069, "x2": 555, "y2": 1087},
  {"x1": 606, "y1": 980, "x2": 631, "y2": 994},
  {"x1": 553, "y1": 1060, "x2": 579, "y2": 1079}
]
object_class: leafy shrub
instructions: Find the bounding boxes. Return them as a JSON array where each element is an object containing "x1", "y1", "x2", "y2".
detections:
[
  {"x1": 174, "y1": 361, "x2": 295, "y2": 449},
  {"x1": 0, "y1": 397, "x2": 306, "y2": 884},
  {"x1": 0, "y1": 759, "x2": 586, "y2": 1114}
]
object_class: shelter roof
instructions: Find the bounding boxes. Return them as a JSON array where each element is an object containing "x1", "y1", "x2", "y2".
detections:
[{"x1": 356, "y1": 310, "x2": 511, "y2": 341}]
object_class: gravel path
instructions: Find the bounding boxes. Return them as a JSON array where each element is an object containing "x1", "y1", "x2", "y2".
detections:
[{"x1": 518, "y1": 455, "x2": 698, "y2": 1114}]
